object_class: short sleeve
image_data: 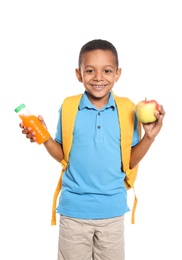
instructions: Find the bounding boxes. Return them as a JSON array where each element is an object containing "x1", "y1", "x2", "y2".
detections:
[{"x1": 54, "y1": 106, "x2": 62, "y2": 144}]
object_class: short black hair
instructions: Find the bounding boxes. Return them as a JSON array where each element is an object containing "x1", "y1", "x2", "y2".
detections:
[{"x1": 78, "y1": 39, "x2": 119, "y2": 69}]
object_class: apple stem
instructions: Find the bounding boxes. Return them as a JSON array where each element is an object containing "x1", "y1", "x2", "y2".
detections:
[{"x1": 145, "y1": 97, "x2": 147, "y2": 101}]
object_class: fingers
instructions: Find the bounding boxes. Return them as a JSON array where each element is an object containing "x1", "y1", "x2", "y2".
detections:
[
  {"x1": 19, "y1": 124, "x2": 36, "y2": 143},
  {"x1": 158, "y1": 105, "x2": 165, "y2": 116},
  {"x1": 29, "y1": 133, "x2": 36, "y2": 143},
  {"x1": 19, "y1": 122, "x2": 24, "y2": 128},
  {"x1": 154, "y1": 105, "x2": 165, "y2": 121},
  {"x1": 37, "y1": 115, "x2": 44, "y2": 121},
  {"x1": 25, "y1": 131, "x2": 36, "y2": 142},
  {"x1": 27, "y1": 131, "x2": 36, "y2": 142}
]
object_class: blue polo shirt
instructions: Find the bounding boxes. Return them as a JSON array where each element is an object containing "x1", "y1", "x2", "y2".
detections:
[{"x1": 55, "y1": 91, "x2": 140, "y2": 219}]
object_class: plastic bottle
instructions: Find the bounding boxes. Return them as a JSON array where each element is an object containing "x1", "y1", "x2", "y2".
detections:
[{"x1": 14, "y1": 104, "x2": 50, "y2": 144}]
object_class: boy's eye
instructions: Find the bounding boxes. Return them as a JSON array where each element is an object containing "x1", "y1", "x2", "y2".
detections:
[
  {"x1": 104, "y1": 70, "x2": 111, "y2": 74},
  {"x1": 86, "y1": 70, "x2": 94, "y2": 73}
]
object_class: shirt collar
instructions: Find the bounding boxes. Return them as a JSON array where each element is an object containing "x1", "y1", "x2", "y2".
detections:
[{"x1": 79, "y1": 91, "x2": 116, "y2": 111}]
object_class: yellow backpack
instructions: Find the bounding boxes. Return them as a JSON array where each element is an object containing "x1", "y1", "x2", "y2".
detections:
[{"x1": 51, "y1": 93, "x2": 142, "y2": 226}]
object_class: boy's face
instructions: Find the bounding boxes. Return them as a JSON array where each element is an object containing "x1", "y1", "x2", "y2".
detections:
[{"x1": 75, "y1": 50, "x2": 121, "y2": 105}]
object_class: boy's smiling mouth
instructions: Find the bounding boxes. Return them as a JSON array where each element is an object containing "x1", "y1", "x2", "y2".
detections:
[{"x1": 91, "y1": 84, "x2": 106, "y2": 89}]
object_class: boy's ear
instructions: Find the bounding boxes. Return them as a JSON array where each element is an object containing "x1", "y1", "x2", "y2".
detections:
[
  {"x1": 115, "y1": 68, "x2": 122, "y2": 82},
  {"x1": 75, "y1": 68, "x2": 83, "y2": 82}
]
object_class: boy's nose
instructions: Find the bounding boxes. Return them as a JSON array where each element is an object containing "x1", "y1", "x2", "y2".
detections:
[{"x1": 94, "y1": 71, "x2": 103, "y2": 81}]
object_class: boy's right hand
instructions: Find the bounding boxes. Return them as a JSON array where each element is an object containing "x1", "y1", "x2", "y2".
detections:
[{"x1": 19, "y1": 115, "x2": 47, "y2": 143}]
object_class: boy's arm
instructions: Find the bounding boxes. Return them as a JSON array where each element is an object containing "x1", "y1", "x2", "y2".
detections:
[
  {"x1": 130, "y1": 134, "x2": 154, "y2": 169},
  {"x1": 43, "y1": 137, "x2": 64, "y2": 163},
  {"x1": 130, "y1": 104, "x2": 165, "y2": 169}
]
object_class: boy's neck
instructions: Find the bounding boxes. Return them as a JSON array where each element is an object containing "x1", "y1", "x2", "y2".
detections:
[{"x1": 86, "y1": 92, "x2": 110, "y2": 110}]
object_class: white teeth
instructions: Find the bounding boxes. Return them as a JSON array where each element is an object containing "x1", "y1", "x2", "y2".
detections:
[{"x1": 94, "y1": 85, "x2": 104, "y2": 88}]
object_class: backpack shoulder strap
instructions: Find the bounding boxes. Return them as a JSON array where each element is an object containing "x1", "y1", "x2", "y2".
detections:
[
  {"x1": 114, "y1": 95, "x2": 142, "y2": 223},
  {"x1": 51, "y1": 94, "x2": 82, "y2": 225},
  {"x1": 61, "y1": 94, "x2": 83, "y2": 163},
  {"x1": 114, "y1": 95, "x2": 142, "y2": 188}
]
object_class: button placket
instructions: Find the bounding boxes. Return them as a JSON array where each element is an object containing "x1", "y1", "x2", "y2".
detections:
[{"x1": 95, "y1": 111, "x2": 103, "y2": 143}]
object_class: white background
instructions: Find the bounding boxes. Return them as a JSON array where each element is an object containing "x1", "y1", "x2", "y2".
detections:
[{"x1": 0, "y1": 0, "x2": 181, "y2": 259}]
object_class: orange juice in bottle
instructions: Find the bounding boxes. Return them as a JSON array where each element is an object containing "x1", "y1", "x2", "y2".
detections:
[{"x1": 15, "y1": 104, "x2": 50, "y2": 144}]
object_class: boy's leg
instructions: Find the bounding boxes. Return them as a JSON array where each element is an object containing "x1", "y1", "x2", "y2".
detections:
[
  {"x1": 92, "y1": 215, "x2": 125, "y2": 260},
  {"x1": 57, "y1": 215, "x2": 93, "y2": 260}
]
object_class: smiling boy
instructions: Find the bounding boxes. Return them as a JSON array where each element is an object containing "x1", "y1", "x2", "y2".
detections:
[{"x1": 20, "y1": 39, "x2": 165, "y2": 260}]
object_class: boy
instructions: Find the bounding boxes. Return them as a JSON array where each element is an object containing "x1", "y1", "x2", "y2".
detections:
[{"x1": 20, "y1": 39, "x2": 165, "y2": 260}]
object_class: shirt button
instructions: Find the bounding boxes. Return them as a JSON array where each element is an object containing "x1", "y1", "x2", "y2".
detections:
[
  {"x1": 97, "y1": 126, "x2": 101, "y2": 129},
  {"x1": 98, "y1": 112, "x2": 100, "y2": 116}
]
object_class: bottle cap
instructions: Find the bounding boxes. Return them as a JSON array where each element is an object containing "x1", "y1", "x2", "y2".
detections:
[{"x1": 14, "y1": 104, "x2": 25, "y2": 113}]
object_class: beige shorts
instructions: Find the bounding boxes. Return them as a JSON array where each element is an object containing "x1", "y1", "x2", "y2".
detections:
[{"x1": 57, "y1": 215, "x2": 125, "y2": 260}]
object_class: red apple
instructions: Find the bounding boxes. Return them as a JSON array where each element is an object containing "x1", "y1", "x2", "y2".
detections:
[{"x1": 136, "y1": 98, "x2": 159, "y2": 123}]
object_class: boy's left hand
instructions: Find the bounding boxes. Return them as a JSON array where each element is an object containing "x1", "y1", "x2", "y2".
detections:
[{"x1": 142, "y1": 104, "x2": 165, "y2": 139}]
